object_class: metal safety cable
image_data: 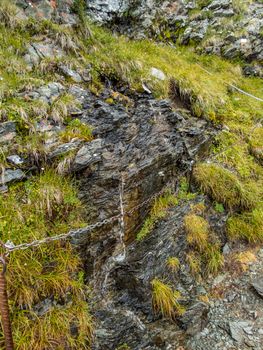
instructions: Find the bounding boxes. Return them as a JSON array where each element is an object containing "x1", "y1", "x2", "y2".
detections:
[{"x1": 196, "y1": 63, "x2": 263, "y2": 103}]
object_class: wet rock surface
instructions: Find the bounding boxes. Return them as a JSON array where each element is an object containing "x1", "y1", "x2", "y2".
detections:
[
  {"x1": 91, "y1": 196, "x2": 263, "y2": 349},
  {"x1": 73, "y1": 88, "x2": 215, "y2": 277}
]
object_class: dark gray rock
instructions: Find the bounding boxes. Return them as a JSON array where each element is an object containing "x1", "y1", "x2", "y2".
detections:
[
  {"x1": 72, "y1": 139, "x2": 103, "y2": 171},
  {"x1": 0, "y1": 169, "x2": 25, "y2": 185},
  {"x1": 180, "y1": 302, "x2": 209, "y2": 336}
]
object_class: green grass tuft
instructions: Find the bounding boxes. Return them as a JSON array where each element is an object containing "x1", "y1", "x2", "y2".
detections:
[
  {"x1": 193, "y1": 163, "x2": 259, "y2": 210},
  {"x1": 227, "y1": 206, "x2": 263, "y2": 243},
  {"x1": 60, "y1": 119, "x2": 93, "y2": 142}
]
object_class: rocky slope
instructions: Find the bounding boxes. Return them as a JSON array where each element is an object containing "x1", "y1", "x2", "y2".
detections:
[
  {"x1": 86, "y1": 0, "x2": 263, "y2": 76},
  {"x1": 0, "y1": 1, "x2": 263, "y2": 350}
]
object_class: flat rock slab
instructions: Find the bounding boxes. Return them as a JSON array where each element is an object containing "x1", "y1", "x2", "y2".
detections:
[
  {"x1": 228, "y1": 321, "x2": 252, "y2": 344},
  {"x1": 0, "y1": 169, "x2": 25, "y2": 186}
]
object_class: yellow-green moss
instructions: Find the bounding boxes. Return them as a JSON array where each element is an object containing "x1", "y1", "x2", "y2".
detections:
[
  {"x1": 60, "y1": 119, "x2": 93, "y2": 142},
  {"x1": 227, "y1": 206, "x2": 263, "y2": 243}
]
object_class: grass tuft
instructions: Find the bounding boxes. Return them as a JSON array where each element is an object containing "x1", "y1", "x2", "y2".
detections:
[
  {"x1": 0, "y1": 0, "x2": 22, "y2": 29},
  {"x1": 184, "y1": 214, "x2": 209, "y2": 251},
  {"x1": 227, "y1": 206, "x2": 263, "y2": 243},
  {"x1": 50, "y1": 94, "x2": 80, "y2": 124},
  {"x1": 0, "y1": 170, "x2": 92, "y2": 348},
  {"x1": 60, "y1": 119, "x2": 93, "y2": 142},
  {"x1": 193, "y1": 163, "x2": 259, "y2": 210},
  {"x1": 166, "y1": 257, "x2": 180, "y2": 272},
  {"x1": 186, "y1": 251, "x2": 202, "y2": 276},
  {"x1": 137, "y1": 191, "x2": 178, "y2": 240},
  {"x1": 151, "y1": 278, "x2": 184, "y2": 318}
]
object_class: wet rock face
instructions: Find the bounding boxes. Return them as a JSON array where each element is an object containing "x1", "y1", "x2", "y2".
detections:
[
  {"x1": 73, "y1": 88, "x2": 215, "y2": 276},
  {"x1": 92, "y1": 195, "x2": 228, "y2": 349}
]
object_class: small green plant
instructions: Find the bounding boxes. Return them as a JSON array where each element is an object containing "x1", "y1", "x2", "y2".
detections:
[
  {"x1": 60, "y1": 119, "x2": 93, "y2": 142},
  {"x1": 177, "y1": 177, "x2": 196, "y2": 201},
  {"x1": 214, "y1": 202, "x2": 225, "y2": 213},
  {"x1": 166, "y1": 257, "x2": 180, "y2": 272},
  {"x1": 137, "y1": 191, "x2": 178, "y2": 240},
  {"x1": 196, "y1": 0, "x2": 213, "y2": 9},
  {"x1": 151, "y1": 278, "x2": 185, "y2": 318},
  {"x1": 115, "y1": 344, "x2": 131, "y2": 350}
]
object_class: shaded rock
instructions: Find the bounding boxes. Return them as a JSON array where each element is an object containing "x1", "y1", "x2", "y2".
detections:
[
  {"x1": 72, "y1": 139, "x2": 102, "y2": 171},
  {"x1": 0, "y1": 122, "x2": 16, "y2": 143},
  {"x1": 0, "y1": 185, "x2": 8, "y2": 193},
  {"x1": 28, "y1": 82, "x2": 65, "y2": 104},
  {"x1": 0, "y1": 169, "x2": 25, "y2": 185},
  {"x1": 228, "y1": 321, "x2": 251, "y2": 344},
  {"x1": 180, "y1": 302, "x2": 209, "y2": 336},
  {"x1": 59, "y1": 65, "x2": 83, "y2": 83},
  {"x1": 252, "y1": 278, "x2": 263, "y2": 298},
  {"x1": 49, "y1": 140, "x2": 82, "y2": 159}
]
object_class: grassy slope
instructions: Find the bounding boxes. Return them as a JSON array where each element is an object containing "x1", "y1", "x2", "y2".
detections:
[{"x1": 0, "y1": 0, "x2": 263, "y2": 347}]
